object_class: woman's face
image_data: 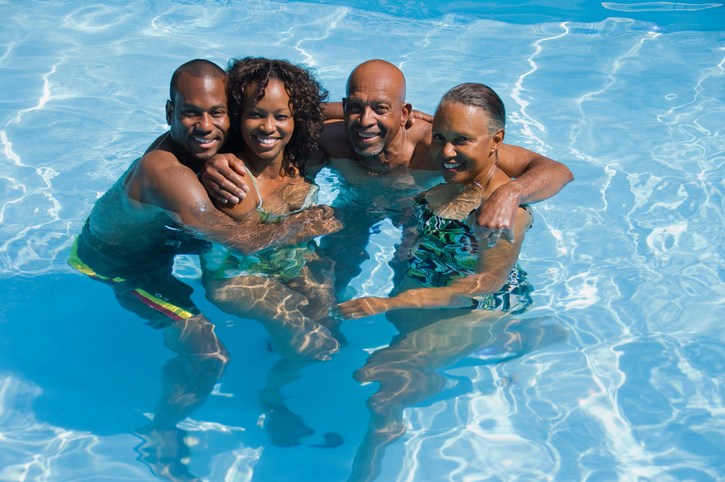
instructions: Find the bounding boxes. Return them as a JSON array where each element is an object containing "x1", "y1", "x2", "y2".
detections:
[
  {"x1": 431, "y1": 102, "x2": 503, "y2": 186},
  {"x1": 240, "y1": 78, "x2": 294, "y2": 166}
]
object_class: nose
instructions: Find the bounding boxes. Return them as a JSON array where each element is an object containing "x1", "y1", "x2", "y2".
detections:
[
  {"x1": 260, "y1": 115, "x2": 276, "y2": 133},
  {"x1": 359, "y1": 106, "x2": 375, "y2": 127},
  {"x1": 441, "y1": 142, "x2": 456, "y2": 159},
  {"x1": 198, "y1": 112, "x2": 213, "y2": 131}
]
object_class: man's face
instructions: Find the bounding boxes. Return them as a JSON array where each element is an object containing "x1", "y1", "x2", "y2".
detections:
[
  {"x1": 343, "y1": 74, "x2": 408, "y2": 157},
  {"x1": 166, "y1": 73, "x2": 229, "y2": 164}
]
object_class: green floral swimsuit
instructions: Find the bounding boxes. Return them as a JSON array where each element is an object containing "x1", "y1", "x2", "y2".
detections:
[{"x1": 406, "y1": 192, "x2": 534, "y2": 313}]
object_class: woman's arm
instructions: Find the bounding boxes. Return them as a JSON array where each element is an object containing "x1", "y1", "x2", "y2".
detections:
[{"x1": 332, "y1": 207, "x2": 531, "y2": 318}]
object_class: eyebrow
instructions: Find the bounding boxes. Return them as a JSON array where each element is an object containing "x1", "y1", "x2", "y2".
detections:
[{"x1": 182, "y1": 102, "x2": 226, "y2": 110}]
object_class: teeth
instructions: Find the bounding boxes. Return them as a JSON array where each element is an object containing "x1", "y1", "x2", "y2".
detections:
[
  {"x1": 193, "y1": 137, "x2": 214, "y2": 144},
  {"x1": 358, "y1": 132, "x2": 378, "y2": 139},
  {"x1": 443, "y1": 161, "x2": 461, "y2": 169},
  {"x1": 256, "y1": 137, "x2": 277, "y2": 145}
]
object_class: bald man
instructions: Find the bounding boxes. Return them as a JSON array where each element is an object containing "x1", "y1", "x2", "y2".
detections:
[{"x1": 204, "y1": 59, "x2": 572, "y2": 242}]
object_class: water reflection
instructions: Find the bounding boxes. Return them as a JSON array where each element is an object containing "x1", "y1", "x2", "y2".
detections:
[
  {"x1": 133, "y1": 314, "x2": 228, "y2": 481},
  {"x1": 348, "y1": 310, "x2": 568, "y2": 482},
  {"x1": 202, "y1": 244, "x2": 345, "y2": 451}
]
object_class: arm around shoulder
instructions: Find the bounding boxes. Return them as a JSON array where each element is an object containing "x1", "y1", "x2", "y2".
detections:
[{"x1": 495, "y1": 144, "x2": 573, "y2": 204}]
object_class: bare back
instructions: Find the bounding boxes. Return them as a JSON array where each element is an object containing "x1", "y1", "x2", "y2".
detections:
[{"x1": 85, "y1": 133, "x2": 210, "y2": 257}]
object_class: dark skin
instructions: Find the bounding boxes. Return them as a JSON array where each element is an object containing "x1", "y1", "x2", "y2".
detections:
[
  {"x1": 118, "y1": 72, "x2": 338, "y2": 256},
  {"x1": 202, "y1": 59, "x2": 573, "y2": 245},
  {"x1": 333, "y1": 100, "x2": 547, "y2": 482},
  {"x1": 84, "y1": 68, "x2": 237, "y2": 482},
  {"x1": 199, "y1": 77, "x2": 342, "y2": 361},
  {"x1": 332, "y1": 102, "x2": 530, "y2": 318},
  {"x1": 94, "y1": 71, "x2": 340, "y2": 366}
]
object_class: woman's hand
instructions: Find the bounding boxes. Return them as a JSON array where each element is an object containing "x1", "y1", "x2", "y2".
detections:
[{"x1": 331, "y1": 297, "x2": 391, "y2": 319}]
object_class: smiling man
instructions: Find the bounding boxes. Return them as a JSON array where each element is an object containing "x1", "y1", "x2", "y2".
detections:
[
  {"x1": 70, "y1": 59, "x2": 236, "y2": 331},
  {"x1": 200, "y1": 59, "x2": 573, "y2": 294},
  {"x1": 71, "y1": 59, "x2": 335, "y2": 327},
  {"x1": 68, "y1": 58, "x2": 236, "y2": 480}
]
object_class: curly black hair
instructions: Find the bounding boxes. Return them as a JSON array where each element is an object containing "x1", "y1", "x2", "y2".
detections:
[{"x1": 226, "y1": 57, "x2": 328, "y2": 176}]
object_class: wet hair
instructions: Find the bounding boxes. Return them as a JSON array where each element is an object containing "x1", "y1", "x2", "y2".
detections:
[
  {"x1": 169, "y1": 59, "x2": 226, "y2": 101},
  {"x1": 226, "y1": 57, "x2": 328, "y2": 176},
  {"x1": 439, "y1": 83, "x2": 505, "y2": 133}
]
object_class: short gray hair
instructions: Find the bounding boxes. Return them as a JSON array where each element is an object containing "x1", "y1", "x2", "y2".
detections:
[{"x1": 439, "y1": 82, "x2": 505, "y2": 133}]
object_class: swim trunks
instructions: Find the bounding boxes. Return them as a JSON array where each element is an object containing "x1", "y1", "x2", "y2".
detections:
[
  {"x1": 406, "y1": 192, "x2": 534, "y2": 314},
  {"x1": 69, "y1": 221, "x2": 207, "y2": 327}
]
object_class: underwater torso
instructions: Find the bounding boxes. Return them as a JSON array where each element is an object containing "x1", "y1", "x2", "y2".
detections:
[
  {"x1": 202, "y1": 171, "x2": 321, "y2": 282},
  {"x1": 406, "y1": 190, "x2": 534, "y2": 313}
]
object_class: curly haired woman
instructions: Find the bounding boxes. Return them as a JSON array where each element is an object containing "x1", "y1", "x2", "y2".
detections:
[{"x1": 201, "y1": 57, "x2": 342, "y2": 362}]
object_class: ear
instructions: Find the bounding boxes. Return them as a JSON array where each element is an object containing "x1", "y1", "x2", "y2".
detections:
[
  {"x1": 491, "y1": 128, "x2": 505, "y2": 149},
  {"x1": 400, "y1": 102, "x2": 412, "y2": 127},
  {"x1": 165, "y1": 100, "x2": 173, "y2": 125}
]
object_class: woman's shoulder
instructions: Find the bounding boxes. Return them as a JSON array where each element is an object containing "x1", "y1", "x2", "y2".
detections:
[{"x1": 425, "y1": 183, "x2": 482, "y2": 221}]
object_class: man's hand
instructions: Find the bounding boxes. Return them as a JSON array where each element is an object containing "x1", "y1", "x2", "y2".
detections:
[
  {"x1": 200, "y1": 153, "x2": 249, "y2": 205},
  {"x1": 405, "y1": 109, "x2": 433, "y2": 128},
  {"x1": 471, "y1": 183, "x2": 521, "y2": 247},
  {"x1": 293, "y1": 205, "x2": 344, "y2": 239}
]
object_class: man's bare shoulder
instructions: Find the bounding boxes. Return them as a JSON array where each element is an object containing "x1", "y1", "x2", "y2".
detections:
[
  {"x1": 408, "y1": 120, "x2": 437, "y2": 171},
  {"x1": 409, "y1": 115, "x2": 432, "y2": 142},
  {"x1": 125, "y1": 142, "x2": 201, "y2": 208},
  {"x1": 320, "y1": 121, "x2": 356, "y2": 159},
  {"x1": 135, "y1": 147, "x2": 184, "y2": 177}
]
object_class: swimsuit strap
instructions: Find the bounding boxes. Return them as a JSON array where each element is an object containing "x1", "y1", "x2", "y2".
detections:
[{"x1": 242, "y1": 164, "x2": 263, "y2": 209}]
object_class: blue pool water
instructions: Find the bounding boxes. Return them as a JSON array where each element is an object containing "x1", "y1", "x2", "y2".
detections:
[{"x1": 1, "y1": 1, "x2": 723, "y2": 480}]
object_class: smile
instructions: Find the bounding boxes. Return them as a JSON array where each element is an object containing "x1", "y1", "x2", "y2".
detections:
[
  {"x1": 192, "y1": 136, "x2": 218, "y2": 146},
  {"x1": 356, "y1": 131, "x2": 380, "y2": 140},
  {"x1": 443, "y1": 160, "x2": 463, "y2": 169},
  {"x1": 254, "y1": 136, "x2": 280, "y2": 145}
]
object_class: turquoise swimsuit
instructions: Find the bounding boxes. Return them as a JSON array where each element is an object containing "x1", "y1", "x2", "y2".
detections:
[
  {"x1": 202, "y1": 169, "x2": 320, "y2": 282},
  {"x1": 406, "y1": 192, "x2": 534, "y2": 313}
]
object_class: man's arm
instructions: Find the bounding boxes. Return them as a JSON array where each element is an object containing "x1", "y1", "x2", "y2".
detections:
[
  {"x1": 199, "y1": 153, "x2": 250, "y2": 205},
  {"x1": 140, "y1": 153, "x2": 340, "y2": 255},
  {"x1": 322, "y1": 101, "x2": 345, "y2": 120},
  {"x1": 316, "y1": 121, "x2": 358, "y2": 161},
  {"x1": 476, "y1": 144, "x2": 573, "y2": 244}
]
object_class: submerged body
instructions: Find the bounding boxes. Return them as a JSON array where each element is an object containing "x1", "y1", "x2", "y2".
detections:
[
  {"x1": 405, "y1": 190, "x2": 534, "y2": 312},
  {"x1": 333, "y1": 83, "x2": 548, "y2": 482}
]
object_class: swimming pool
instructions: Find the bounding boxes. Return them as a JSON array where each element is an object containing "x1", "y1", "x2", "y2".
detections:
[{"x1": 1, "y1": 0, "x2": 723, "y2": 480}]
